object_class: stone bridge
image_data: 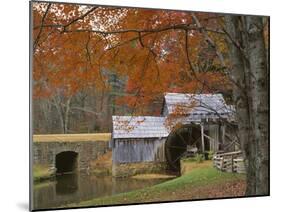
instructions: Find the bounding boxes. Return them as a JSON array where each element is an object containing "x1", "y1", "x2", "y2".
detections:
[{"x1": 33, "y1": 134, "x2": 111, "y2": 173}]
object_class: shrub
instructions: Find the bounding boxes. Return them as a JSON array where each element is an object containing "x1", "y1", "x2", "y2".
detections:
[
  {"x1": 182, "y1": 157, "x2": 196, "y2": 162},
  {"x1": 207, "y1": 151, "x2": 214, "y2": 160},
  {"x1": 195, "y1": 154, "x2": 205, "y2": 163}
]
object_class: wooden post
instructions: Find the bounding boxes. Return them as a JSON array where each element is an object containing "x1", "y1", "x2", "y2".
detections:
[
  {"x1": 231, "y1": 154, "x2": 234, "y2": 172},
  {"x1": 220, "y1": 156, "x2": 224, "y2": 170},
  {"x1": 222, "y1": 124, "x2": 225, "y2": 146},
  {"x1": 201, "y1": 124, "x2": 205, "y2": 153}
]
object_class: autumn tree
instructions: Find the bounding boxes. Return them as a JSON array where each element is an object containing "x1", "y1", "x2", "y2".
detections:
[
  {"x1": 32, "y1": 2, "x2": 268, "y2": 195},
  {"x1": 33, "y1": 3, "x2": 129, "y2": 132}
]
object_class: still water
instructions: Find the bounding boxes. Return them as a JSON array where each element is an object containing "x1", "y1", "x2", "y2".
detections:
[{"x1": 33, "y1": 173, "x2": 168, "y2": 210}]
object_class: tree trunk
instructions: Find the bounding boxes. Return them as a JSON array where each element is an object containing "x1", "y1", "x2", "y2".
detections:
[
  {"x1": 244, "y1": 16, "x2": 269, "y2": 195},
  {"x1": 63, "y1": 97, "x2": 72, "y2": 134},
  {"x1": 52, "y1": 95, "x2": 72, "y2": 134},
  {"x1": 224, "y1": 15, "x2": 269, "y2": 196}
]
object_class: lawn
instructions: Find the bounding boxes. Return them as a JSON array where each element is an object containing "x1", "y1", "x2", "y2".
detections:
[{"x1": 69, "y1": 160, "x2": 246, "y2": 207}]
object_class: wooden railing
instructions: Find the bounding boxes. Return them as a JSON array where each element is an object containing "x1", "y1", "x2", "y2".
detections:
[{"x1": 213, "y1": 151, "x2": 246, "y2": 174}]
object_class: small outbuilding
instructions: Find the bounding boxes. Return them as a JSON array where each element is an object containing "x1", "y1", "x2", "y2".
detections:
[{"x1": 111, "y1": 93, "x2": 236, "y2": 176}]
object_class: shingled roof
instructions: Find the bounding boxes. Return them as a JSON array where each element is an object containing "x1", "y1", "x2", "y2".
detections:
[
  {"x1": 164, "y1": 93, "x2": 233, "y2": 117},
  {"x1": 112, "y1": 93, "x2": 235, "y2": 139},
  {"x1": 112, "y1": 116, "x2": 169, "y2": 139}
]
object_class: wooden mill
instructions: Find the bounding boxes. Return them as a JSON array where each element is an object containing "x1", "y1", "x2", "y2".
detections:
[{"x1": 111, "y1": 93, "x2": 237, "y2": 175}]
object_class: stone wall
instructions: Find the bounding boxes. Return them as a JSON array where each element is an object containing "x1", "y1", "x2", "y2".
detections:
[
  {"x1": 33, "y1": 140, "x2": 109, "y2": 172},
  {"x1": 112, "y1": 161, "x2": 168, "y2": 177}
]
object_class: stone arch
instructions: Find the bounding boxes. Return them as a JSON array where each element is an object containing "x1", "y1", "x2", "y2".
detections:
[{"x1": 55, "y1": 151, "x2": 79, "y2": 174}]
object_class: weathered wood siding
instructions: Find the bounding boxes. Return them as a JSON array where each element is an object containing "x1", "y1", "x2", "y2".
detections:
[
  {"x1": 112, "y1": 138, "x2": 166, "y2": 163},
  {"x1": 208, "y1": 125, "x2": 220, "y2": 151},
  {"x1": 213, "y1": 151, "x2": 246, "y2": 173},
  {"x1": 162, "y1": 103, "x2": 168, "y2": 116}
]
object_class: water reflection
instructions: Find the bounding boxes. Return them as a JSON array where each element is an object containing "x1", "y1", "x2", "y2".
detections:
[
  {"x1": 56, "y1": 173, "x2": 78, "y2": 195},
  {"x1": 33, "y1": 173, "x2": 168, "y2": 210}
]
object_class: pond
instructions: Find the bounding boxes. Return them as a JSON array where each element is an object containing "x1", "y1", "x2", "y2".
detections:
[{"x1": 33, "y1": 173, "x2": 169, "y2": 210}]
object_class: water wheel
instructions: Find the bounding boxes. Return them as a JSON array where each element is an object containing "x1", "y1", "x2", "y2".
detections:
[{"x1": 165, "y1": 125, "x2": 201, "y2": 171}]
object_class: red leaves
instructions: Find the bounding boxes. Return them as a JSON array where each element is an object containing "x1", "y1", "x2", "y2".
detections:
[{"x1": 33, "y1": 2, "x2": 232, "y2": 114}]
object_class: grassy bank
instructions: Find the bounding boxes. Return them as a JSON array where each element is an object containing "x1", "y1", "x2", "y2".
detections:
[
  {"x1": 69, "y1": 161, "x2": 246, "y2": 207},
  {"x1": 33, "y1": 165, "x2": 55, "y2": 182}
]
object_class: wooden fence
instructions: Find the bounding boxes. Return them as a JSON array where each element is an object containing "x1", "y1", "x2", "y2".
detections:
[{"x1": 213, "y1": 151, "x2": 246, "y2": 174}]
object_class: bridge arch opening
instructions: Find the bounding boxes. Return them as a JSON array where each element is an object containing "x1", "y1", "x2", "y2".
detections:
[
  {"x1": 55, "y1": 151, "x2": 78, "y2": 174},
  {"x1": 165, "y1": 124, "x2": 201, "y2": 172}
]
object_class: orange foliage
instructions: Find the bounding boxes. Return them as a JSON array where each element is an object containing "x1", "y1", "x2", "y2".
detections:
[{"x1": 32, "y1": 2, "x2": 231, "y2": 113}]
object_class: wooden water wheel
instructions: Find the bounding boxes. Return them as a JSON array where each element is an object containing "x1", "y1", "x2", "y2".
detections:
[{"x1": 165, "y1": 125, "x2": 201, "y2": 171}]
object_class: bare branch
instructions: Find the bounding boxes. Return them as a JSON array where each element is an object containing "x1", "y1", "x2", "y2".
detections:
[
  {"x1": 85, "y1": 32, "x2": 92, "y2": 66},
  {"x1": 184, "y1": 29, "x2": 215, "y2": 92},
  {"x1": 70, "y1": 106, "x2": 101, "y2": 115},
  {"x1": 191, "y1": 13, "x2": 226, "y2": 68},
  {"x1": 34, "y1": 22, "x2": 224, "y2": 35},
  {"x1": 191, "y1": 14, "x2": 249, "y2": 95},
  {"x1": 138, "y1": 32, "x2": 144, "y2": 47},
  {"x1": 63, "y1": 7, "x2": 97, "y2": 30},
  {"x1": 33, "y1": 3, "x2": 51, "y2": 51}
]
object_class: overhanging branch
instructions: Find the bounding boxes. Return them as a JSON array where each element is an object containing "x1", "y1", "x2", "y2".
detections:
[{"x1": 33, "y1": 3, "x2": 51, "y2": 51}]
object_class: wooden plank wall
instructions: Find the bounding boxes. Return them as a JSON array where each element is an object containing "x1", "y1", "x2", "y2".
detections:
[
  {"x1": 112, "y1": 138, "x2": 166, "y2": 163},
  {"x1": 208, "y1": 125, "x2": 219, "y2": 151}
]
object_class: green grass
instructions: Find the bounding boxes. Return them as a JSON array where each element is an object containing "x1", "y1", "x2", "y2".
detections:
[
  {"x1": 68, "y1": 161, "x2": 245, "y2": 207},
  {"x1": 33, "y1": 180, "x2": 55, "y2": 190},
  {"x1": 33, "y1": 165, "x2": 55, "y2": 182}
]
